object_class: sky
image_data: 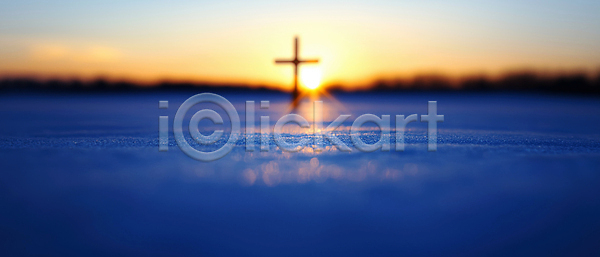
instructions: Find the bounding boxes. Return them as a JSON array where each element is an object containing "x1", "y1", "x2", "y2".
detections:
[{"x1": 1, "y1": 0, "x2": 599, "y2": 89}]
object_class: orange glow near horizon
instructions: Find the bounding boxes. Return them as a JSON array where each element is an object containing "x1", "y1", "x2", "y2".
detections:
[{"x1": 1, "y1": 1, "x2": 599, "y2": 90}]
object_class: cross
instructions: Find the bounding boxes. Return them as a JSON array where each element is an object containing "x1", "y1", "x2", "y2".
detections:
[{"x1": 275, "y1": 36, "x2": 319, "y2": 100}]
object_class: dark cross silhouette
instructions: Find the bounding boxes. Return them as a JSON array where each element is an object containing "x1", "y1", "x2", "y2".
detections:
[{"x1": 275, "y1": 36, "x2": 319, "y2": 101}]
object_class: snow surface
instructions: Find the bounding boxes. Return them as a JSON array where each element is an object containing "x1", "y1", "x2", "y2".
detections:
[{"x1": 1, "y1": 92, "x2": 599, "y2": 256}]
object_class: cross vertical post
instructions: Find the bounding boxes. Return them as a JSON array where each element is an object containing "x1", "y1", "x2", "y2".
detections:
[{"x1": 275, "y1": 36, "x2": 319, "y2": 101}]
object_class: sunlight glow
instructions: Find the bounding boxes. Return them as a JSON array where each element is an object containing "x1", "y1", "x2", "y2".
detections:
[{"x1": 301, "y1": 67, "x2": 322, "y2": 90}]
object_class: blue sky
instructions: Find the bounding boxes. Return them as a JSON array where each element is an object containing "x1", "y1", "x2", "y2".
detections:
[{"x1": 1, "y1": 0, "x2": 599, "y2": 86}]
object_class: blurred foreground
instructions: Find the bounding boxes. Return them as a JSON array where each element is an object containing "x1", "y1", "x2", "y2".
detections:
[{"x1": 1, "y1": 91, "x2": 600, "y2": 256}]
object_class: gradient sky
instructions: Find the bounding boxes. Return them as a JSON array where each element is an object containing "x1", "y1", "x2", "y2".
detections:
[{"x1": 1, "y1": 0, "x2": 599, "y2": 89}]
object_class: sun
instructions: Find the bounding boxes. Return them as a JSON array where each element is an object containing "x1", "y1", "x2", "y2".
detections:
[{"x1": 300, "y1": 67, "x2": 322, "y2": 90}]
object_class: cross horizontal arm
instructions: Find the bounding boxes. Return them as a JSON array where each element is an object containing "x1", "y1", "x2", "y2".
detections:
[
  {"x1": 299, "y1": 59, "x2": 319, "y2": 63},
  {"x1": 275, "y1": 59, "x2": 294, "y2": 64}
]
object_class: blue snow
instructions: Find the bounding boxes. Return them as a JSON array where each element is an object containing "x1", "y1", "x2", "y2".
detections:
[{"x1": 1, "y1": 92, "x2": 600, "y2": 256}]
